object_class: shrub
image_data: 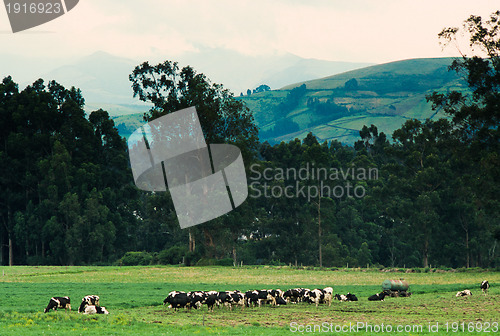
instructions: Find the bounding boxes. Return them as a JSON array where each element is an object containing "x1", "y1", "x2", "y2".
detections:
[
  {"x1": 158, "y1": 246, "x2": 188, "y2": 265},
  {"x1": 268, "y1": 259, "x2": 286, "y2": 266},
  {"x1": 184, "y1": 250, "x2": 203, "y2": 266},
  {"x1": 118, "y1": 252, "x2": 153, "y2": 266}
]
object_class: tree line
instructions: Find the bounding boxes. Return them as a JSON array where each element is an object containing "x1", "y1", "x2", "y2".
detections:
[{"x1": 1, "y1": 12, "x2": 498, "y2": 268}]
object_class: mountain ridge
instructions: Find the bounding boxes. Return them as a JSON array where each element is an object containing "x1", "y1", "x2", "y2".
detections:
[
  {"x1": 238, "y1": 57, "x2": 465, "y2": 144},
  {"x1": 1, "y1": 49, "x2": 371, "y2": 117}
]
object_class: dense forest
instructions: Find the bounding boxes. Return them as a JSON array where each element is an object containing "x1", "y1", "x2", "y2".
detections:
[{"x1": 1, "y1": 12, "x2": 499, "y2": 268}]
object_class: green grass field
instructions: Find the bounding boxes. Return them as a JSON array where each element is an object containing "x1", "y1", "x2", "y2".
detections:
[{"x1": 0, "y1": 266, "x2": 498, "y2": 335}]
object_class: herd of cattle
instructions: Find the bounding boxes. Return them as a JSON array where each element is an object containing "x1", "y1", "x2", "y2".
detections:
[
  {"x1": 161, "y1": 287, "x2": 415, "y2": 311},
  {"x1": 163, "y1": 287, "x2": 358, "y2": 311},
  {"x1": 43, "y1": 280, "x2": 490, "y2": 314}
]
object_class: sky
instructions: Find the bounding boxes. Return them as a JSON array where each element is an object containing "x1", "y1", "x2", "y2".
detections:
[{"x1": 0, "y1": 0, "x2": 498, "y2": 65}]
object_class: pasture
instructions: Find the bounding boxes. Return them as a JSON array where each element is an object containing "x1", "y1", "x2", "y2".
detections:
[{"x1": 0, "y1": 266, "x2": 498, "y2": 335}]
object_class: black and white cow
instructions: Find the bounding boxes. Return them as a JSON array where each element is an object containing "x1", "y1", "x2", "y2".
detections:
[
  {"x1": 305, "y1": 288, "x2": 332, "y2": 306},
  {"x1": 245, "y1": 290, "x2": 259, "y2": 307},
  {"x1": 456, "y1": 290, "x2": 472, "y2": 297},
  {"x1": 188, "y1": 291, "x2": 206, "y2": 309},
  {"x1": 283, "y1": 288, "x2": 308, "y2": 304},
  {"x1": 258, "y1": 290, "x2": 276, "y2": 306},
  {"x1": 283, "y1": 289, "x2": 299, "y2": 304},
  {"x1": 304, "y1": 289, "x2": 327, "y2": 307},
  {"x1": 217, "y1": 291, "x2": 234, "y2": 309},
  {"x1": 204, "y1": 291, "x2": 219, "y2": 311},
  {"x1": 481, "y1": 280, "x2": 490, "y2": 294},
  {"x1": 346, "y1": 293, "x2": 358, "y2": 301},
  {"x1": 228, "y1": 291, "x2": 245, "y2": 310},
  {"x1": 275, "y1": 296, "x2": 287, "y2": 305},
  {"x1": 245, "y1": 290, "x2": 275, "y2": 307},
  {"x1": 44, "y1": 296, "x2": 71, "y2": 313},
  {"x1": 269, "y1": 289, "x2": 283, "y2": 300},
  {"x1": 269, "y1": 289, "x2": 286, "y2": 306},
  {"x1": 271, "y1": 289, "x2": 287, "y2": 306},
  {"x1": 83, "y1": 305, "x2": 109, "y2": 315},
  {"x1": 78, "y1": 295, "x2": 100, "y2": 313},
  {"x1": 163, "y1": 291, "x2": 190, "y2": 310},
  {"x1": 368, "y1": 291, "x2": 388, "y2": 301},
  {"x1": 335, "y1": 293, "x2": 358, "y2": 302},
  {"x1": 334, "y1": 294, "x2": 348, "y2": 302},
  {"x1": 320, "y1": 289, "x2": 332, "y2": 306}
]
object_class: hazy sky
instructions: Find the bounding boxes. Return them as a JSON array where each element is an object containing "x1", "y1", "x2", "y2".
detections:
[{"x1": 0, "y1": 0, "x2": 498, "y2": 63}]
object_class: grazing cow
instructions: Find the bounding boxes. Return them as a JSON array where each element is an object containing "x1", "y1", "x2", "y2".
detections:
[
  {"x1": 78, "y1": 295, "x2": 100, "y2": 313},
  {"x1": 368, "y1": 291, "x2": 387, "y2": 301},
  {"x1": 304, "y1": 289, "x2": 326, "y2": 307},
  {"x1": 44, "y1": 296, "x2": 71, "y2": 313},
  {"x1": 188, "y1": 291, "x2": 206, "y2": 309},
  {"x1": 284, "y1": 288, "x2": 308, "y2": 304},
  {"x1": 258, "y1": 290, "x2": 276, "y2": 306},
  {"x1": 283, "y1": 288, "x2": 300, "y2": 303},
  {"x1": 245, "y1": 290, "x2": 275, "y2": 307},
  {"x1": 245, "y1": 290, "x2": 259, "y2": 307},
  {"x1": 217, "y1": 291, "x2": 234, "y2": 309},
  {"x1": 456, "y1": 290, "x2": 472, "y2": 297},
  {"x1": 83, "y1": 305, "x2": 109, "y2": 315},
  {"x1": 480, "y1": 281, "x2": 490, "y2": 294},
  {"x1": 163, "y1": 291, "x2": 190, "y2": 310},
  {"x1": 269, "y1": 289, "x2": 283, "y2": 299},
  {"x1": 269, "y1": 289, "x2": 286, "y2": 306},
  {"x1": 228, "y1": 291, "x2": 245, "y2": 310},
  {"x1": 323, "y1": 287, "x2": 333, "y2": 296},
  {"x1": 321, "y1": 290, "x2": 332, "y2": 306},
  {"x1": 299, "y1": 288, "x2": 310, "y2": 301},
  {"x1": 275, "y1": 296, "x2": 287, "y2": 305},
  {"x1": 204, "y1": 291, "x2": 219, "y2": 311}
]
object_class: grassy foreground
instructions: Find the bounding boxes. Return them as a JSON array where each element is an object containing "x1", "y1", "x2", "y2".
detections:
[{"x1": 0, "y1": 266, "x2": 498, "y2": 335}]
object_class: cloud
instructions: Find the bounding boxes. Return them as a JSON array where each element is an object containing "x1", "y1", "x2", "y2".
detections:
[{"x1": 0, "y1": 0, "x2": 498, "y2": 63}]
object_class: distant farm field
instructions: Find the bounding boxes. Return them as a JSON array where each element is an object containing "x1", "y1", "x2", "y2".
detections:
[{"x1": 0, "y1": 266, "x2": 498, "y2": 335}]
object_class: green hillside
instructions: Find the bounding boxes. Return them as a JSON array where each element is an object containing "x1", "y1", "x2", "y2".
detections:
[
  {"x1": 111, "y1": 58, "x2": 466, "y2": 144},
  {"x1": 239, "y1": 57, "x2": 467, "y2": 144},
  {"x1": 112, "y1": 112, "x2": 147, "y2": 140}
]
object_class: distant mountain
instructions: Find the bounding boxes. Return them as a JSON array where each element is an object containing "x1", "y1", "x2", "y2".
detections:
[
  {"x1": 0, "y1": 51, "x2": 151, "y2": 117},
  {"x1": 1, "y1": 49, "x2": 372, "y2": 119},
  {"x1": 177, "y1": 47, "x2": 372, "y2": 94},
  {"x1": 41, "y1": 51, "x2": 152, "y2": 115},
  {"x1": 238, "y1": 58, "x2": 466, "y2": 145}
]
